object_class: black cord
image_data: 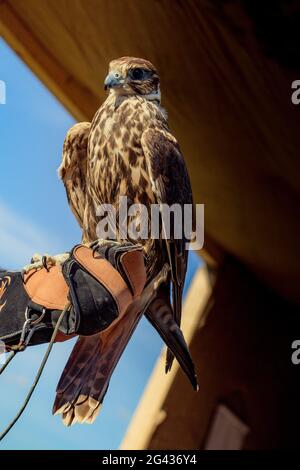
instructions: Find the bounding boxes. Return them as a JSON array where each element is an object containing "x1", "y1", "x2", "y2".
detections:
[{"x1": 0, "y1": 302, "x2": 71, "y2": 442}]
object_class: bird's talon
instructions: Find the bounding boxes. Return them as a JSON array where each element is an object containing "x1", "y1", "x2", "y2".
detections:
[{"x1": 42, "y1": 256, "x2": 50, "y2": 271}]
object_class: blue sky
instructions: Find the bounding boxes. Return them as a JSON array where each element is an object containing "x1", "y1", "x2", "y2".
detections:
[{"x1": 0, "y1": 38, "x2": 201, "y2": 449}]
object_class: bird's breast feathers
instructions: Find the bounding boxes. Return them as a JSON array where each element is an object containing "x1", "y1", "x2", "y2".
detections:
[{"x1": 87, "y1": 96, "x2": 167, "y2": 205}]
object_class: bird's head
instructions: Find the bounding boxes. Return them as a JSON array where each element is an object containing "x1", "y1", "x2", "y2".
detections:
[{"x1": 104, "y1": 57, "x2": 160, "y2": 102}]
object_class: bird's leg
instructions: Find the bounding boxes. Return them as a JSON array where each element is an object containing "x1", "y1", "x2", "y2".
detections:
[
  {"x1": 22, "y1": 252, "x2": 70, "y2": 274},
  {"x1": 22, "y1": 253, "x2": 47, "y2": 273}
]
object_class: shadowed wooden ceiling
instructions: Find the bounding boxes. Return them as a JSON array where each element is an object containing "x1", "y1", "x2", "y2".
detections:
[{"x1": 1, "y1": 0, "x2": 299, "y2": 303}]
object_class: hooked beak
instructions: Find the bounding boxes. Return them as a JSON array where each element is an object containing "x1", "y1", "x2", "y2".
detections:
[{"x1": 104, "y1": 72, "x2": 123, "y2": 91}]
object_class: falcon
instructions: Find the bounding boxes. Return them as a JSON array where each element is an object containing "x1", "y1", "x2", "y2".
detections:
[{"x1": 54, "y1": 57, "x2": 196, "y2": 425}]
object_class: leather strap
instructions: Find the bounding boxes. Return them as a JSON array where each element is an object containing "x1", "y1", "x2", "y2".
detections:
[
  {"x1": 120, "y1": 249, "x2": 146, "y2": 298},
  {"x1": 24, "y1": 266, "x2": 69, "y2": 311},
  {"x1": 73, "y1": 246, "x2": 133, "y2": 316}
]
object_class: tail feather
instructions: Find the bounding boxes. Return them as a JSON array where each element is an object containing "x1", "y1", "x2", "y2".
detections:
[
  {"x1": 53, "y1": 309, "x2": 142, "y2": 425},
  {"x1": 146, "y1": 284, "x2": 198, "y2": 390},
  {"x1": 165, "y1": 242, "x2": 187, "y2": 373},
  {"x1": 166, "y1": 282, "x2": 182, "y2": 372}
]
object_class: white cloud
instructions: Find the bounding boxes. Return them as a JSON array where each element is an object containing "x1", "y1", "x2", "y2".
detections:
[{"x1": 0, "y1": 200, "x2": 62, "y2": 269}]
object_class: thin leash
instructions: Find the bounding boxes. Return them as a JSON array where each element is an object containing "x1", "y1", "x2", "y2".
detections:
[
  {"x1": 0, "y1": 351, "x2": 17, "y2": 375},
  {"x1": 0, "y1": 302, "x2": 71, "y2": 442},
  {"x1": 0, "y1": 307, "x2": 47, "y2": 376}
]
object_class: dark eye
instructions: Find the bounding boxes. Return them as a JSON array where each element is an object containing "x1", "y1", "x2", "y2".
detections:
[{"x1": 130, "y1": 68, "x2": 145, "y2": 80}]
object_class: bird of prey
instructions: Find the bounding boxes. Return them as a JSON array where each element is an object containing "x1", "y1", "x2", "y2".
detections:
[{"x1": 54, "y1": 57, "x2": 196, "y2": 425}]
